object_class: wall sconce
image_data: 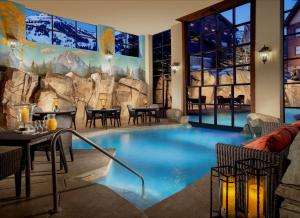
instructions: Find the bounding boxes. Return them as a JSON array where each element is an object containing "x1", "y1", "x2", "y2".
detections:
[
  {"x1": 105, "y1": 50, "x2": 113, "y2": 62},
  {"x1": 258, "y1": 45, "x2": 271, "y2": 64},
  {"x1": 171, "y1": 62, "x2": 180, "y2": 73}
]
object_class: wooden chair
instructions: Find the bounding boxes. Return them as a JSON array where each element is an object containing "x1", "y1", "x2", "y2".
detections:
[
  {"x1": 127, "y1": 105, "x2": 142, "y2": 125},
  {"x1": 148, "y1": 104, "x2": 160, "y2": 123},
  {"x1": 30, "y1": 112, "x2": 73, "y2": 171}
]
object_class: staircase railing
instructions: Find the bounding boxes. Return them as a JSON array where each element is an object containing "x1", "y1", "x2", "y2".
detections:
[{"x1": 50, "y1": 129, "x2": 145, "y2": 213}]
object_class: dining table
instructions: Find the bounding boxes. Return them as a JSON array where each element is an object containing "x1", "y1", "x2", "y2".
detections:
[
  {"x1": 132, "y1": 106, "x2": 158, "y2": 124},
  {"x1": 33, "y1": 110, "x2": 74, "y2": 120},
  {"x1": 89, "y1": 108, "x2": 119, "y2": 128},
  {"x1": 0, "y1": 130, "x2": 58, "y2": 198}
]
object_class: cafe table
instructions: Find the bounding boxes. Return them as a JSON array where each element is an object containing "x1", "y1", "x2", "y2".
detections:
[
  {"x1": 0, "y1": 130, "x2": 58, "y2": 198},
  {"x1": 89, "y1": 108, "x2": 118, "y2": 128},
  {"x1": 132, "y1": 106, "x2": 158, "y2": 124},
  {"x1": 33, "y1": 111, "x2": 73, "y2": 120}
]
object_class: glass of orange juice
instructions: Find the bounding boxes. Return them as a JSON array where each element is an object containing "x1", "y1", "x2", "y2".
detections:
[{"x1": 46, "y1": 114, "x2": 57, "y2": 131}]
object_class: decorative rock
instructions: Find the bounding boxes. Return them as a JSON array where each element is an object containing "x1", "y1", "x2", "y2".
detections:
[
  {"x1": 246, "y1": 113, "x2": 280, "y2": 137},
  {"x1": 0, "y1": 70, "x2": 149, "y2": 128},
  {"x1": 1, "y1": 70, "x2": 39, "y2": 129},
  {"x1": 166, "y1": 109, "x2": 183, "y2": 123}
]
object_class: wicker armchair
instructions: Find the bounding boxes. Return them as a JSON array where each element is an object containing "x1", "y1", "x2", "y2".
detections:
[{"x1": 216, "y1": 122, "x2": 291, "y2": 218}]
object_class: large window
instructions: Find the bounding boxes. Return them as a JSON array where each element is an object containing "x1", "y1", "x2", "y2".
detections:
[
  {"x1": 186, "y1": 2, "x2": 252, "y2": 128},
  {"x1": 283, "y1": 0, "x2": 300, "y2": 123},
  {"x1": 26, "y1": 9, "x2": 97, "y2": 51},
  {"x1": 115, "y1": 31, "x2": 139, "y2": 57},
  {"x1": 152, "y1": 30, "x2": 171, "y2": 117}
]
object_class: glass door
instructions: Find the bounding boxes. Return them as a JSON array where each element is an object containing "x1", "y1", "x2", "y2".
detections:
[{"x1": 187, "y1": 2, "x2": 252, "y2": 128}]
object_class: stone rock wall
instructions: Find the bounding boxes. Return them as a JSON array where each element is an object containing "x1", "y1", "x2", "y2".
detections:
[
  {"x1": 0, "y1": 70, "x2": 148, "y2": 129},
  {"x1": 276, "y1": 134, "x2": 300, "y2": 217}
]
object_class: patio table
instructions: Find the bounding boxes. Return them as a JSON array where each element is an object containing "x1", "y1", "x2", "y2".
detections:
[
  {"x1": 89, "y1": 108, "x2": 118, "y2": 128},
  {"x1": 0, "y1": 130, "x2": 57, "y2": 198},
  {"x1": 132, "y1": 107, "x2": 158, "y2": 124},
  {"x1": 33, "y1": 111, "x2": 74, "y2": 120}
]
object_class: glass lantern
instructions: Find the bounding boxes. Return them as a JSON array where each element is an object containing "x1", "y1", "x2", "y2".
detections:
[
  {"x1": 15, "y1": 103, "x2": 35, "y2": 130},
  {"x1": 210, "y1": 165, "x2": 236, "y2": 218},
  {"x1": 143, "y1": 98, "x2": 149, "y2": 107},
  {"x1": 53, "y1": 98, "x2": 59, "y2": 112},
  {"x1": 235, "y1": 158, "x2": 278, "y2": 218},
  {"x1": 100, "y1": 99, "x2": 106, "y2": 109}
]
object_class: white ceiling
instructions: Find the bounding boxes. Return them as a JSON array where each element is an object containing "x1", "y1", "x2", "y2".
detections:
[{"x1": 13, "y1": 0, "x2": 221, "y2": 35}]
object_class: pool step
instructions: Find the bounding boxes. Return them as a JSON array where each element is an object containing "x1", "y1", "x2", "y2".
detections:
[{"x1": 108, "y1": 186, "x2": 156, "y2": 210}]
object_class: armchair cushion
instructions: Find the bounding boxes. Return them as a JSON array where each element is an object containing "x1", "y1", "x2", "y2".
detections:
[
  {"x1": 292, "y1": 120, "x2": 300, "y2": 129},
  {"x1": 244, "y1": 127, "x2": 292, "y2": 152},
  {"x1": 284, "y1": 125, "x2": 299, "y2": 138}
]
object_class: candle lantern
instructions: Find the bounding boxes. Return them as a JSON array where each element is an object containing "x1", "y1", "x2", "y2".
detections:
[
  {"x1": 15, "y1": 103, "x2": 35, "y2": 130},
  {"x1": 235, "y1": 158, "x2": 278, "y2": 218},
  {"x1": 143, "y1": 98, "x2": 148, "y2": 106},
  {"x1": 210, "y1": 165, "x2": 236, "y2": 218},
  {"x1": 100, "y1": 99, "x2": 106, "y2": 109},
  {"x1": 53, "y1": 98, "x2": 59, "y2": 112}
]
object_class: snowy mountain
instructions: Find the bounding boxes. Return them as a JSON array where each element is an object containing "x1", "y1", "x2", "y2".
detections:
[
  {"x1": 26, "y1": 10, "x2": 97, "y2": 51},
  {"x1": 51, "y1": 51, "x2": 88, "y2": 74}
]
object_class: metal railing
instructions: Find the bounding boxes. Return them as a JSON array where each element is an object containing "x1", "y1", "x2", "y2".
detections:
[{"x1": 50, "y1": 129, "x2": 145, "y2": 213}]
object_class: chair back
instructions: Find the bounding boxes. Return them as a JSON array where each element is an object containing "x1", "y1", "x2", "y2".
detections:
[
  {"x1": 84, "y1": 105, "x2": 93, "y2": 119},
  {"x1": 55, "y1": 113, "x2": 73, "y2": 150},
  {"x1": 127, "y1": 105, "x2": 135, "y2": 116},
  {"x1": 200, "y1": 96, "x2": 206, "y2": 104}
]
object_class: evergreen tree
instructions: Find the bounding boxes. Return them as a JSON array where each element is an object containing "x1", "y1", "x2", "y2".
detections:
[
  {"x1": 48, "y1": 61, "x2": 53, "y2": 74},
  {"x1": 30, "y1": 61, "x2": 35, "y2": 74},
  {"x1": 86, "y1": 63, "x2": 92, "y2": 77},
  {"x1": 41, "y1": 61, "x2": 47, "y2": 76}
]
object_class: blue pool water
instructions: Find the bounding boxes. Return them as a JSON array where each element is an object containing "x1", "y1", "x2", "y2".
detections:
[
  {"x1": 189, "y1": 112, "x2": 249, "y2": 127},
  {"x1": 285, "y1": 108, "x2": 300, "y2": 123},
  {"x1": 73, "y1": 126, "x2": 250, "y2": 210}
]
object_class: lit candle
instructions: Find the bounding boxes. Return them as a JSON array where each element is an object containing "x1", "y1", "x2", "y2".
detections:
[
  {"x1": 143, "y1": 98, "x2": 148, "y2": 106},
  {"x1": 221, "y1": 177, "x2": 235, "y2": 218},
  {"x1": 248, "y1": 179, "x2": 264, "y2": 218},
  {"x1": 248, "y1": 182, "x2": 264, "y2": 218},
  {"x1": 20, "y1": 107, "x2": 29, "y2": 123},
  {"x1": 101, "y1": 99, "x2": 106, "y2": 108}
]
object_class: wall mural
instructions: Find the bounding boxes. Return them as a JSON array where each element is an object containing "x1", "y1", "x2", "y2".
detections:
[{"x1": 0, "y1": 0, "x2": 147, "y2": 129}]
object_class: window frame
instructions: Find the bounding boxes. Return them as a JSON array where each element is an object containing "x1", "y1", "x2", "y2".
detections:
[
  {"x1": 115, "y1": 31, "x2": 140, "y2": 57},
  {"x1": 25, "y1": 8, "x2": 98, "y2": 51},
  {"x1": 185, "y1": 1, "x2": 254, "y2": 129}
]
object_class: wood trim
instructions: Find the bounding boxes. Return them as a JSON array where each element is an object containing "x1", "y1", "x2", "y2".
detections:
[
  {"x1": 182, "y1": 21, "x2": 188, "y2": 115},
  {"x1": 177, "y1": 0, "x2": 250, "y2": 22},
  {"x1": 250, "y1": 0, "x2": 256, "y2": 113}
]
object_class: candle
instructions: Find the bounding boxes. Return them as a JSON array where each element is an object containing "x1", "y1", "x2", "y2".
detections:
[
  {"x1": 20, "y1": 107, "x2": 29, "y2": 123},
  {"x1": 47, "y1": 117, "x2": 57, "y2": 131},
  {"x1": 143, "y1": 98, "x2": 148, "y2": 105},
  {"x1": 221, "y1": 177, "x2": 235, "y2": 218},
  {"x1": 248, "y1": 182, "x2": 264, "y2": 218},
  {"x1": 101, "y1": 99, "x2": 106, "y2": 108}
]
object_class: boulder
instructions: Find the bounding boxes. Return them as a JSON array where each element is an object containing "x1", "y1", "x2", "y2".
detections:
[
  {"x1": 0, "y1": 70, "x2": 149, "y2": 128},
  {"x1": 1, "y1": 70, "x2": 39, "y2": 129},
  {"x1": 115, "y1": 78, "x2": 148, "y2": 116},
  {"x1": 246, "y1": 113, "x2": 280, "y2": 137},
  {"x1": 166, "y1": 109, "x2": 183, "y2": 123},
  {"x1": 276, "y1": 134, "x2": 300, "y2": 217}
]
